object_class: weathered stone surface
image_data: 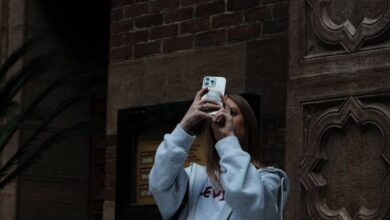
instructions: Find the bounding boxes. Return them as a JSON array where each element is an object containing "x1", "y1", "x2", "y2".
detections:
[
  {"x1": 22, "y1": 79, "x2": 89, "y2": 129},
  {"x1": 103, "y1": 201, "x2": 115, "y2": 220},
  {"x1": 287, "y1": 1, "x2": 390, "y2": 219},
  {"x1": 107, "y1": 43, "x2": 246, "y2": 134},
  {"x1": 17, "y1": 177, "x2": 88, "y2": 220},
  {"x1": 19, "y1": 131, "x2": 90, "y2": 177},
  {"x1": 0, "y1": 177, "x2": 17, "y2": 220},
  {"x1": 0, "y1": 0, "x2": 26, "y2": 219},
  {"x1": 246, "y1": 36, "x2": 288, "y2": 114}
]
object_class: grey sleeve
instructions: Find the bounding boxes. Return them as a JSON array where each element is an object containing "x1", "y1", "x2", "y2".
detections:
[
  {"x1": 215, "y1": 136, "x2": 290, "y2": 220},
  {"x1": 149, "y1": 125, "x2": 195, "y2": 220}
]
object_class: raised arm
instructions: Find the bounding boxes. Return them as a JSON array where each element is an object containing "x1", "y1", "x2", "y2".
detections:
[
  {"x1": 149, "y1": 88, "x2": 220, "y2": 219},
  {"x1": 215, "y1": 136, "x2": 289, "y2": 220},
  {"x1": 149, "y1": 125, "x2": 194, "y2": 219},
  {"x1": 211, "y1": 97, "x2": 289, "y2": 219}
]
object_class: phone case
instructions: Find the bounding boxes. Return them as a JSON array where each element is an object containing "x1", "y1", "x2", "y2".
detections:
[{"x1": 201, "y1": 76, "x2": 226, "y2": 105}]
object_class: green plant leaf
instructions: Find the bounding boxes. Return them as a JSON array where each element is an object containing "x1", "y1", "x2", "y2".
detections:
[
  {"x1": 0, "y1": 54, "x2": 51, "y2": 116},
  {"x1": 0, "y1": 39, "x2": 106, "y2": 190},
  {"x1": 0, "y1": 38, "x2": 39, "y2": 83},
  {"x1": 0, "y1": 67, "x2": 104, "y2": 153},
  {"x1": 0, "y1": 84, "x2": 104, "y2": 174},
  {"x1": 0, "y1": 121, "x2": 102, "y2": 189}
]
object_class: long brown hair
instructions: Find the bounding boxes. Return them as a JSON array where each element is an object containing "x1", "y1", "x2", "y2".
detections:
[{"x1": 205, "y1": 94, "x2": 262, "y2": 186}]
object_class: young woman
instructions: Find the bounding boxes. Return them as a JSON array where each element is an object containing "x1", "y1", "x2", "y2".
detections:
[{"x1": 149, "y1": 88, "x2": 289, "y2": 220}]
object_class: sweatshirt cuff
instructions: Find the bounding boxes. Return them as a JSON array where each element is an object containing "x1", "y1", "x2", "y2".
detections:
[
  {"x1": 169, "y1": 124, "x2": 196, "y2": 151},
  {"x1": 215, "y1": 135, "x2": 242, "y2": 157}
]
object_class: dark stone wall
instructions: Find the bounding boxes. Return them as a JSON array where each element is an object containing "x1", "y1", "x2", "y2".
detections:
[{"x1": 11, "y1": 0, "x2": 109, "y2": 219}]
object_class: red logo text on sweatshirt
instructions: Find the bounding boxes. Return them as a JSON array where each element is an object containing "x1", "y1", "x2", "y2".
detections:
[{"x1": 200, "y1": 186, "x2": 225, "y2": 201}]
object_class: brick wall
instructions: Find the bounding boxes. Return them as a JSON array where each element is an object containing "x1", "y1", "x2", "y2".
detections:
[{"x1": 109, "y1": 0, "x2": 288, "y2": 61}]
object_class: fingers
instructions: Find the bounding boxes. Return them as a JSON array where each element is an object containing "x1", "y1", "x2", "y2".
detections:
[
  {"x1": 211, "y1": 103, "x2": 232, "y2": 126},
  {"x1": 219, "y1": 95, "x2": 231, "y2": 115},
  {"x1": 212, "y1": 108, "x2": 224, "y2": 119},
  {"x1": 198, "y1": 111, "x2": 213, "y2": 120},
  {"x1": 211, "y1": 109, "x2": 226, "y2": 124},
  {"x1": 221, "y1": 95, "x2": 227, "y2": 106},
  {"x1": 195, "y1": 87, "x2": 208, "y2": 101},
  {"x1": 224, "y1": 101, "x2": 231, "y2": 115},
  {"x1": 199, "y1": 102, "x2": 221, "y2": 112}
]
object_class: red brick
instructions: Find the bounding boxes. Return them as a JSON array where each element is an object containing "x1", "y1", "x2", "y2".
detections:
[
  {"x1": 150, "y1": 24, "x2": 178, "y2": 39},
  {"x1": 163, "y1": 36, "x2": 193, "y2": 53},
  {"x1": 104, "y1": 187, "x2": 115, "y2": 200},
  {"x1": 212, "y1": 12, "x2": 242, "y2": 28},
  {"x1": 182, "y1": 0, "x2": 211, "y2": 6},
  {"x1": 151, "y1": 0, "x2": 180, "y2": 12},
  {"x1": 111, "y1": 8, "x2": 123, "y2": 21},
  {"x1": 263, "y1": 0, "x2": 286, "y2": 4},
  {"x1": 110, "y1": 20, "x2": 133, "y2": 34},
  {"x1": 134, "y1": 41, "x2": 161, "y2": 57},
  {"x1": 112, "y1": 0, "x2": 134, "y2": 8},
  {"x1": 110, "y1": 22, "x2": 122, "y2": 33},
  {"x1": 195, "y1": 0, "x2": 225, "y2": 17},
  {"x1": 164, "y1": 7, "x2": 193, "y2": 23},
  {"x1": 273, "y1": 2, "x2": 288, "y2": 18},
  {"x1": 104, "y1": 160, "x2": 117, "y2": 187},
  {"x1": 110, "y1": 34, "x2": 122, "y2": 47},
  {"x1": 135, "y1": 13, "x2": 163, "y2": 28},
  {"x1": 124, "y1": 2, "x2": 149, "y2": 18},
  {"x1": 228, "y1": 23, "x2": 261, "y2": 41},
  {"x1": 105, "y1": 159, "x2": 116, "y2": 174},
  {"x1": 195, "y1": 29, "x2": 226, "y2": 46},
  {"x1": 227, "y1": 0, "x2": 259, "y2": 11},
  {"x1": 105, "y1": 145, "x2": 117, "y2": 160},
  {"x1": 105, "y1": 135, "x2": 117, "y2": 147},
  {"x1": 181, "y1": 17, "x2": 209, "y2": 34},
  {"x1": 245, "y1": 6, "x2": 272, "y2": 22},
  {"x1": 104, "y1": 173, "x2": 116, "y2": 189},
  {"x1": 123, "y1": 30, "x2": 149, "y2": 44},
  {"x1": 262, "y1": 18, "x2": 288, "y2": 34},
  {"x1": 109, "y1": 45, "x2": 132, "y2": 61}
]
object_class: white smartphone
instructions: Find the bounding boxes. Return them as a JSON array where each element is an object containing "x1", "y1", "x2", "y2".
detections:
[{"x1": 201, "y1": 76, "x2": 226, "y2": 114}]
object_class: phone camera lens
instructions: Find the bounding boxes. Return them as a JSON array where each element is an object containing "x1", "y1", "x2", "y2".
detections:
[
  {"x1": 205, "y1": 78, "x2": 210, "y2": 81},
  {"x1": 205, "y1": 82, "x2": 209, "y2": 86},
  {"x1": 210, "y1": 80, "x2": 215, "y2": 84}
]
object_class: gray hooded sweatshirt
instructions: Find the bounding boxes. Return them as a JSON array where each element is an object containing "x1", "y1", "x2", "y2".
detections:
[{"x1": 149, "y1": 125, "x2": 290, "y2": 220}]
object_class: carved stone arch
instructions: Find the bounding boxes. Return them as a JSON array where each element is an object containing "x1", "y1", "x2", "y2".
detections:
[
  {"x1": 307, "y1": 0, "x2": 390, "y2": 52},
  {"x1": 301, "y1": 97, "x2": 390, "y2": 220}
]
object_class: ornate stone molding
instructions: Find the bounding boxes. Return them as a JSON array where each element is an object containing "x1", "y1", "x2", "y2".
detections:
[
  {"x1": 300, "y1": 97, "x2": 390, "y2": 219},
  {"x1": 308, "y1": 0, "x2": 390, "y2": 52}
]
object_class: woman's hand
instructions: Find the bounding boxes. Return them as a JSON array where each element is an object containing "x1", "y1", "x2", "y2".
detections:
[
  {"x1": 211, "y1": 97, "x2": 235, "y2": 141},
  {"x1": 179, "y1": 88, "x2": 220, "y2": 132}
]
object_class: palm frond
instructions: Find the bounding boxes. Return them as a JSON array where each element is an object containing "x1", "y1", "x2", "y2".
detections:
[
  {"x1": 0, "y1": 114, "x2": 22, "y2": 152},
  {"x1": 0, "y1": 38, "x2": 39, "y2": 83},
  {"x1": 0, "y1": 121, "x2": 102, "y2": 190},
  {"x1": 0, "y1": 54, "x2": 52, "y2": 116},
  {"x1": 0, "y1": 39, "x2": 106, "y2": 190},
  {"x1": 0, "y1": 68, "x2": 104, "y2": 153},
  {"x1": 0, "y1": 84, "x2": 104, "y2": 173}
]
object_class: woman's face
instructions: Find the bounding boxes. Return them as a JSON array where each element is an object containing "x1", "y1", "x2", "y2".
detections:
[{"x1": 226, "y1": 97, "x2": 245, "y2": 141}]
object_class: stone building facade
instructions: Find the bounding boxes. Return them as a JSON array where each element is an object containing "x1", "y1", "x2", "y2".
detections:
[
  {"x1": 106, "y1": 0, "x2": 288, "y2": 219},
  {"x1": 106, "y1": 0, "x2": 390, "y2": 219},
  {"x1": 0, "y1": 0, "x2": 108, "y2": 219},
  {"x1": 1, "y1": 0, "x2": 389, "y2": 219}
]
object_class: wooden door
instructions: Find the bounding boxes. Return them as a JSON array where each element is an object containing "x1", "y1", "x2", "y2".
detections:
[{"x1": 286, "y1": 1, "x2": 390, "y2": 219}]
